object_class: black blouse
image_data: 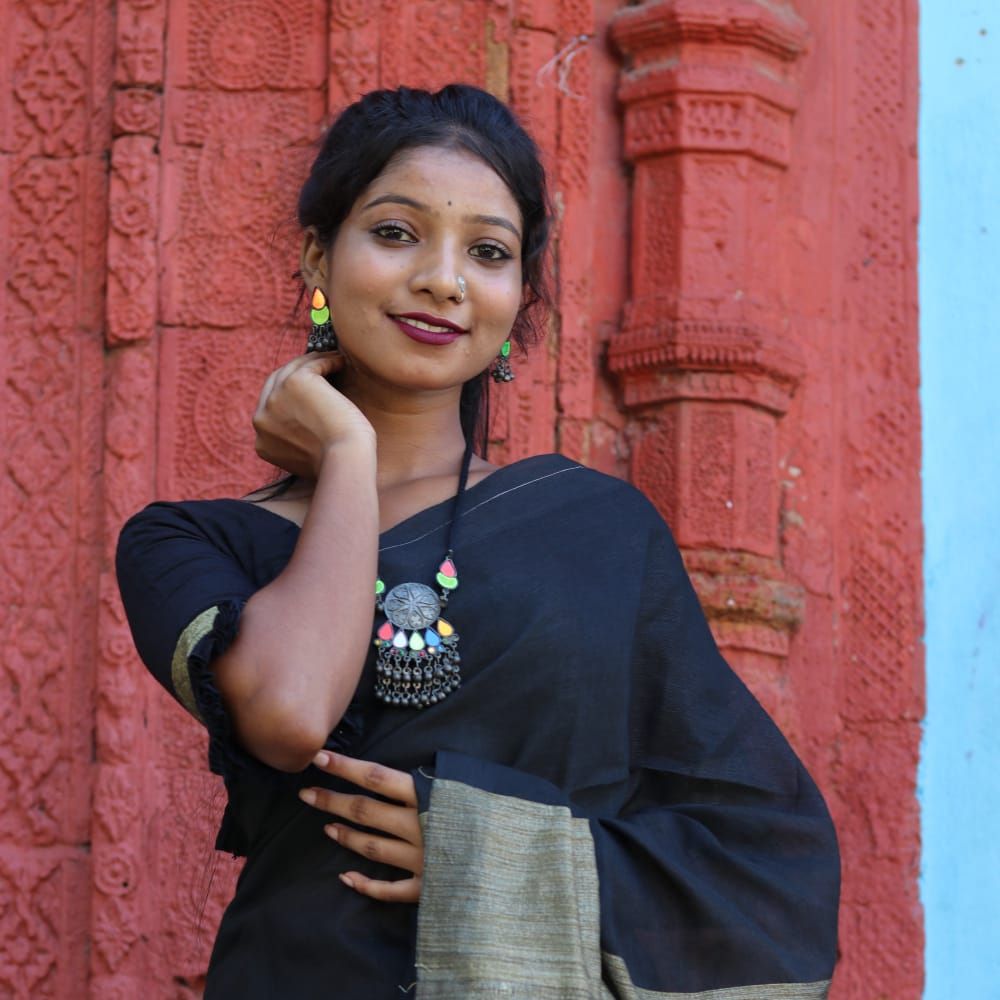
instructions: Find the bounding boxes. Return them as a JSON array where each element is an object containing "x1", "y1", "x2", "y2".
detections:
[{"x1": 116, "y1": 453, "x2": 839, "y2": 999}]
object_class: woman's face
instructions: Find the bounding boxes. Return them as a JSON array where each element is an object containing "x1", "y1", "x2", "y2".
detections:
[{"x1": 310, "y1": 145, "x2": 524, "y2": 395}]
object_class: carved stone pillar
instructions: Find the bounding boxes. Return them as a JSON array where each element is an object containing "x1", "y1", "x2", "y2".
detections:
[{"x1": 608, "y1": 1, "x2": 809, "y2": 668}]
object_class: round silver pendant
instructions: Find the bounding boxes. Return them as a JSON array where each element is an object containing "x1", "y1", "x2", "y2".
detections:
[{"x1": 383, "y1": 582, "x2": 441, "y2": 630}]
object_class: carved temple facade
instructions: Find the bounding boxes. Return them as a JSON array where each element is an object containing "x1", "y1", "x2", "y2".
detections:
[{"x1": 0, "y1": 1, "x2": 921, "y2": 996}]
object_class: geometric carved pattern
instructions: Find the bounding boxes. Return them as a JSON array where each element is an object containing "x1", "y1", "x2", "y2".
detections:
[
  {"x1": 0, "y1": 849, "x2": 89, "y2": 998},
  {"x1": 826, "y1": 1, "x2": 923, "y2": 995},
  {"x1": 331, "y1": 0, "x2": 374, "y2": 28},
  {"x1": 159, "y1": 89, "x2": 320, "y2": 329},
  {"x1": 843, "y1": 542, "x2": 918, "y2": 723},
  {"x1": 612, "y1": 6, "x2": 924, "y2": 990},
  {"x1": 521, "y1": 0, "x2": 589, "y2": 465},
  {"x1": 624, "y1": 92, "x2": 795, "y2": 166},
  {"x1": 610, "y1": 0, "x2": 808, "y2": 660},
  {"x1": 89, "y1": 0, "x2": 165, "y2": 992},
  {"x1": 107, "y1": 137, "x2": 158, "y2": 346},
  {"x1": 172, "y1": 0, "x2": 324, "y2": 91},
  {"x1": 2, "y1": 0, "x2": 109, "y2": 993},
  {"x1": 113, "y1": 88, "x2": 162, "y2": 136},
  {"x1": 160, "y1": 329, "x2": 281, "y2": 499},
  {"x1": 689, "y1": 407, "x2": 737, "y2": 545},
  {"x1": 191, "y1": 2, "x2": 295, "y2": 90},
  {"x1": 13, "y1": 47, "x2": 88, "y2": 150}
]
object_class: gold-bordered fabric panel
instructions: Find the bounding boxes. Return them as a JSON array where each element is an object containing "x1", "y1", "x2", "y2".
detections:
[
  {"x1": 415, "y1": 779, "x2": 602, "y2": 998},
  {"x1": 415, "y1": 779, "x2": 832, "y2": 1000},
  {"x1": 170, "y1": 605, "x2": 221, "y2": 723},
  {"x1": 602, "y1": 953, "x2": 831, "y2": 999}
]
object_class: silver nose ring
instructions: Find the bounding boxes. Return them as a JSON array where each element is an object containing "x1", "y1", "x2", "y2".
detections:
[{"x1": 455, "y1": 275, "x2": 467, "y2": 303}]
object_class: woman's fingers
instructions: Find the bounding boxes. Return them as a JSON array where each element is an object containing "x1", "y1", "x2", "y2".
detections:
[
  {"x1": 252, "y1": 351, "x2": 355, "y2": 474},
  {"x1": 302, "y1": 754, "x2": 424, "y2": 904},
  {"x1": 340, "y1": 871, "x2": 421, "y2": 904},
  {"x1": 325, "y1": 823, "x2": 423, "y2": 875},
  {"x1": 300, "y1": 787, "x2": 418, "y2": 842},
  {"x1": 255, "y1": 352, "x2": 341, "y2": 423},
  {"x1": 271, "y1": 349, "x2": 344, "y2": 391},
  {"x1": 292, "y1": 348, "x2": 344, "y2": 373},
  {"x1": 312, "y1": 751, "x2": 418, "y2": 807},
  {"x1": 255, "y1": 368, "x2": 281, "y2": 413}
]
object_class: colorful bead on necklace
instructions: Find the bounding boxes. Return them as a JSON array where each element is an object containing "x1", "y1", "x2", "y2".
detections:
[
  {"x1": 373, "y1": 555, "x2": 462, "y2": 708},
  {"x1": 372, "y1": 437, "x2": 474, "y2": 709}
]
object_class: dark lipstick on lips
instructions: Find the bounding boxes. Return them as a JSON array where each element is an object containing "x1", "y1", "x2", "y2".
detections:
[{"x1": 391, "y1": 312, "x2": 467, "y2": 346}]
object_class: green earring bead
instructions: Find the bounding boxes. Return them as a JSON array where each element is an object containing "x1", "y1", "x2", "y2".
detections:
[
  {"x1": 491, "y1": 340, "x2": 514, "y2": 383},
  {"x1": 306, "y1": 287, "x2": 338, "y2": 353}
]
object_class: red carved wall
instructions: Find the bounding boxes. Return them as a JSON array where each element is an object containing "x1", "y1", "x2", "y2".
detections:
[{"x1": 0, "y1": 0, "x2": 921, "y2": 996}]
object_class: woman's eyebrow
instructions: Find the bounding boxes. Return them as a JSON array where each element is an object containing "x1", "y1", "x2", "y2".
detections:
[
  {"x1": 361, "y1": 194, "x2": 521, "y2": 241},
  {"x1": 361, "y1": 194, "x2": 427, "y2": 212},
  {"x1": 465, "y1": 213, "x2": 521, "y2": 241}
]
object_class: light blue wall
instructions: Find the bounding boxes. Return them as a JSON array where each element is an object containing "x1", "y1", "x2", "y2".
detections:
[{"x1": 919, "y1": 4, "x2": 1000, "y2": 997}]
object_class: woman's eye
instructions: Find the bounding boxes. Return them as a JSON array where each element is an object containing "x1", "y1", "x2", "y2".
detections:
[
  {"x1": 470, "y1": 243, "x2": 511, "y2": 262},
  {"x1": 372, "y1": 224, "x2": 415, "y2": 242}
]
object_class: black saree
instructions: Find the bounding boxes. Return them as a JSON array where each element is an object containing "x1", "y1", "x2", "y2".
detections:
[{"x1": 116, "y1": 453, "x2": 839, "y2": 999}]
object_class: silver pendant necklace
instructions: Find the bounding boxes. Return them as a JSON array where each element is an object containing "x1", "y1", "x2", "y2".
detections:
[{"x1": 372, "y1": 439, "x2": 473, "y2": 709}]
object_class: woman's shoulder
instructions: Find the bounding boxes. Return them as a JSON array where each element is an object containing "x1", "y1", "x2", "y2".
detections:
[
  {"x1": 500, "y1": 452, "x2": 663, "y2": 523},
  {"x1": 118, "y1": 495, "x2": 300, "y2": 552}
]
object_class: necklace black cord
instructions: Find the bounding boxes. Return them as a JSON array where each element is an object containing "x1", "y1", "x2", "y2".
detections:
[
  {"x1": 441, "y1": 433, "x2": 476, "y2": 558},
  {"x1": 371, "y1": 435, "x2": 477, "y2": 708}
]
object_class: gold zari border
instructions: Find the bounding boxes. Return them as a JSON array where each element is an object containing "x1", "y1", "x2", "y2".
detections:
[
  {"x1": 603, "y1": 953, "x2": 831, "y2": 999},
  {"x1": 416, "y1": 780, "x2": 831, "y2": 1000},
  {"x1": 169, "y1": 605, "x2": 220, "y2": 723}
]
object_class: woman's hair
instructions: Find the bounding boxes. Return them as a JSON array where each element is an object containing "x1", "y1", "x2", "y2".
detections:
[{"x1": 300, "y1": 83, "x2": 552, "y2": 453}]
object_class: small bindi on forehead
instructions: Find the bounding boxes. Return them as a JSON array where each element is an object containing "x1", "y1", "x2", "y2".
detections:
[{"x1": 360, "y1": 193, "x2": 522, "y2": 242}]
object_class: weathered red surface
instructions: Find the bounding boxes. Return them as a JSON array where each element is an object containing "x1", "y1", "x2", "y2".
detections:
[{"x1": 0, "y1": 0, "x2": 921, "y2": 995}]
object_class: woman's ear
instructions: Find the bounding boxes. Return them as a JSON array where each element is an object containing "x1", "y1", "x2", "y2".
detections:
[{"x1": 300, "y1": 228, "x2": 328, "y2": 289}]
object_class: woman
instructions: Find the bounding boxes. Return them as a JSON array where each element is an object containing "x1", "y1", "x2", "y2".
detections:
[{"x1": 116, "y1": 85, "x2": 839, "y2": 998}]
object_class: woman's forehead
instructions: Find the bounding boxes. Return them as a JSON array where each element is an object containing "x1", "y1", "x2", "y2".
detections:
[{"x1": 360, "y1": 146, "x2": 521, "y2": 223}]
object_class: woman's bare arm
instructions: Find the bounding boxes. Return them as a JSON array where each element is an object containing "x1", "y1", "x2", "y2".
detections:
[{"x1": 210, "y1": 352, "x2": 379, "y2": 772}]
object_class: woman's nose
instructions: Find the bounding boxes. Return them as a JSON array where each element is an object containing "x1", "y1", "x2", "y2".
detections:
[{"x1": 409, "y1": 244, "x2": 465, "y2": 303}]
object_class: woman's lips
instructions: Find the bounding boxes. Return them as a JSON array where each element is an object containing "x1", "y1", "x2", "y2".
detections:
[{"x1": 390, "y1": 315, "x2": 465, "y2": 345}]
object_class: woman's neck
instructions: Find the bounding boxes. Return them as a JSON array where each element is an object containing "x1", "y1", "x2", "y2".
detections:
[{"x1": 338, "y1": 376, "x2": 470, "y2": 490}]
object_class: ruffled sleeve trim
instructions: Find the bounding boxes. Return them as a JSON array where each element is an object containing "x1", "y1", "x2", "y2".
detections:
[
  {"x1": 173, "y1": 598, "x2": 367, "y2": 857},
  {"x1": 174, "y1": 599, "x2": 252, "y2": 780},
  {"x1": 173, "y1": 599, "x2": 367, "y2": 775}
]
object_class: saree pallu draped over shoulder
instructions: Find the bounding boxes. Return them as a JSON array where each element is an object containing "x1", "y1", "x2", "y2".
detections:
[{"x1": 116, "y1": 454, "x2": 839, "y2": 999}]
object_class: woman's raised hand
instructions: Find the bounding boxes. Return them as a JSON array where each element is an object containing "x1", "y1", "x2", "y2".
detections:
[
  {"x1": 252, "y1": 352, "x2": 375, "y2": 479},
  {"x1": 299, "y1": 751, "x2": 424, "y2": 904}
]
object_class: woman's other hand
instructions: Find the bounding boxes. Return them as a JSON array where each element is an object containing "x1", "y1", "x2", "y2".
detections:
[
  {"x1": 299, "y1": 751, "x2": 424, "y2": 903},
  {"x1": 252, "y1": 352, "x2": 374, "y2": 479}
]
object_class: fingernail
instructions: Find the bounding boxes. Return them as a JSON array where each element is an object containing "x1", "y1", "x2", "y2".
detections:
[
  {"x1": 339, "y1": 873, "x2": 354, "y2": 890},
  {"x1": 298, "y1": 788, "x2": 316, "y2": 805},
  {"x1": 313, "y1": 751, "x2": 330, "y2": 768},
  {"x1": 326, "y1": 824, "x2": 340, "y2": 842}
]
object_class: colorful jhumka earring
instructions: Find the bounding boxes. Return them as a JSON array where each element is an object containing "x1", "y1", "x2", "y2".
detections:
[
  {"x1": 306, "y1": 287, "x2": 338, "y2": 353},
  {"x1": 491, "y1": 339, "x2": 514, "y2": 382}
]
